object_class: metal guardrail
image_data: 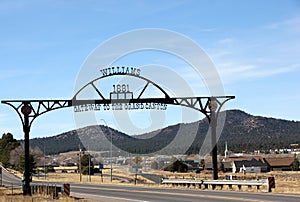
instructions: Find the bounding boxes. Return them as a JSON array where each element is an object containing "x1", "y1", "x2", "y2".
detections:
[
  {"x1": 30, "y1": 183, "x2": 71, "y2": 198},
  {"x1": 30, "y1": 184, "x2": 62, "y2": 199},
  {"x1": 161, "y1": 177, "x2": 275, "y2": 192}
]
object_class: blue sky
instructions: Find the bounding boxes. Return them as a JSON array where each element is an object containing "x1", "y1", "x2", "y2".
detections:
[{"x1": 0, "y1": 0, "x2": 300, "y2": 140}]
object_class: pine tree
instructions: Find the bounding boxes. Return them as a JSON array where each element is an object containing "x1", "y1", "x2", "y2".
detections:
[{"x1": 0, "y1": 133, "x2": 20, "y2": 167}]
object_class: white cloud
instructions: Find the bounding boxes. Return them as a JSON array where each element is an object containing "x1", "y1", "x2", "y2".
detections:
[
  {"x1": 219, "y1": 63, "x2": 300, "y2": 83},
  {"x1": 0, "y1": 112, "x2": 18, "y2": 123},
  {"x1": 241, "y1": 64, "x2": 300, "y2": 78},
  {"x1": 217, "y1": 38, "x2": 235, "y2": 45},
  {"x1": 0, "y1": 114, "x2": 7, "y2": 121},
  {"x1": 220, "y1": 65, "x2": 256, "y2": 75},
  {"x1": 265, "y1": 16, "x2": 300, "y2": 33},
  {"x1": 209, "y1": 51, "x2": 232, "y2": 58},
  {"x1": 207, "y1": 15, "x2": 300, "y2": 85}
]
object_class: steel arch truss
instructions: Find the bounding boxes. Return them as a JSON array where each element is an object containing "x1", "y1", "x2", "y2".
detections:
[
  {"x1": 2, "y1": 100, "x2": 71, "y2": 128},
  {"x1": 2, "y1": 73, "x2": 234, "y2": 129},
  {"x1": 1, "y1": 70, "x2": 235, "y2": 195}
]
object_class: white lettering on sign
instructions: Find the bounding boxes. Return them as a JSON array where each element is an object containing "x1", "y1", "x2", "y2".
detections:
[
  {"x1": 73, "y1": 104, "x2": 102, "y2": 112},
  {"x1": 74, "y1": 103, "x2": 167, "y2": 112},
  {"x1": 100, "y1": 67, "x2": 141, "y2": 77}
]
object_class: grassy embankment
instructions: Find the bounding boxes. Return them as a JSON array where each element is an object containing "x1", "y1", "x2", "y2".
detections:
[{"x1": 0, "y1": 186, "x2": 90, "y2": 202}]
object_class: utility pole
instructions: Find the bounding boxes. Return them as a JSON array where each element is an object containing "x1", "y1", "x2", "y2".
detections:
[
  {"x1": 110, "y1": 129, "x2": 113, "y2": 182},
  {"x1": 44, "y1": 143, "x2": 46, "y2": 180},
  {"x1": 78, "y1": 146, "x2": 82, "y2": 182},
  {"x1": 88, "y1": 146, "x2": 91, "y2": 182},
  {"x1": 135, "y1": 168, "x2": 138, "y2": 185}
]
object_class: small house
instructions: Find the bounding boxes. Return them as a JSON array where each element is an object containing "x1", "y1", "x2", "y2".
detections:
[
  {"x1": 263, "y1": 157, "x2": 295, "y2": 171},
  {"x1": 232, "y1": 158, "x2": 268, "y2": 173}
]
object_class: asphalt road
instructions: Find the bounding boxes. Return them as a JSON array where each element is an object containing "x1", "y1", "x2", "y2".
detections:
[
  {"x1": 70, "y1": 183, "x2": 300, "y2": 202},
  {"x1": 0, "y1": 165, "x2": 22, "y2": 188},
  {"x1": 141, "y1": 173, "x2": 163, "y2": 184}
]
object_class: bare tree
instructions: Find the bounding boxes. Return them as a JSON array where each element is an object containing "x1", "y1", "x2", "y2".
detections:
[
  {"x1": 9, "y1": 145, "x2": 24, "y2": 167},
  {"x1": 31, "y1": 146, "x2": 44, "y2": 166},
  {"x1": 9, "y1": 145, "x2": 44, "y2": 169}
]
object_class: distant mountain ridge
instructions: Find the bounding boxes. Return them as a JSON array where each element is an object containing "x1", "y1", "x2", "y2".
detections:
[{"x1": 28, "y1": 110, "x2": 300, "y2": 155}]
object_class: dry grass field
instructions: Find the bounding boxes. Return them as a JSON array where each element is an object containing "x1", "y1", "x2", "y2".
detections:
[
  {"x1": 0, "y1": 186, "x2": 89, "y2": 202},
  {"x1": 33, "y1": 166, "x2": 300, "y2": 194},
  {"x1": 32, "y1": 165, "x2": 151, "y2": 185}
]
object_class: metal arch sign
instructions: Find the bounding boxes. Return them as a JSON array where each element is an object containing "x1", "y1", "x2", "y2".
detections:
[
  {"x1": 1, "y1": 65, "x2": 235, "y2": 139},
  {"x1": 1, "y1": 65, "x2": 234, "y2": 195},
  {"x1": 1, "y1": 28, "x2": 236, "y2": 195},
  {"x1": 71, "y1": 66, "x2": 234, "y2": 118},
  {"x1": 73, "y1": 66, "x2": 169, "y2": 113}
]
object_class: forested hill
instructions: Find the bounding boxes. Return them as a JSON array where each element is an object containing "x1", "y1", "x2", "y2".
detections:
[
  {"x1": 28, "y1": 125, "x2": 130, "y2": 155},
  {"x1": 216, "y1": 110, "x2": 299, "y2": 153},
  {"x1": 28, "y1": 110, "x2": 300, "y2": 155}
]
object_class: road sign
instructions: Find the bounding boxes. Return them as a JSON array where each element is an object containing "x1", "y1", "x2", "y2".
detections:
[{"x1": 132, "y1": 165, "x2": 142, "y2": 169}]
